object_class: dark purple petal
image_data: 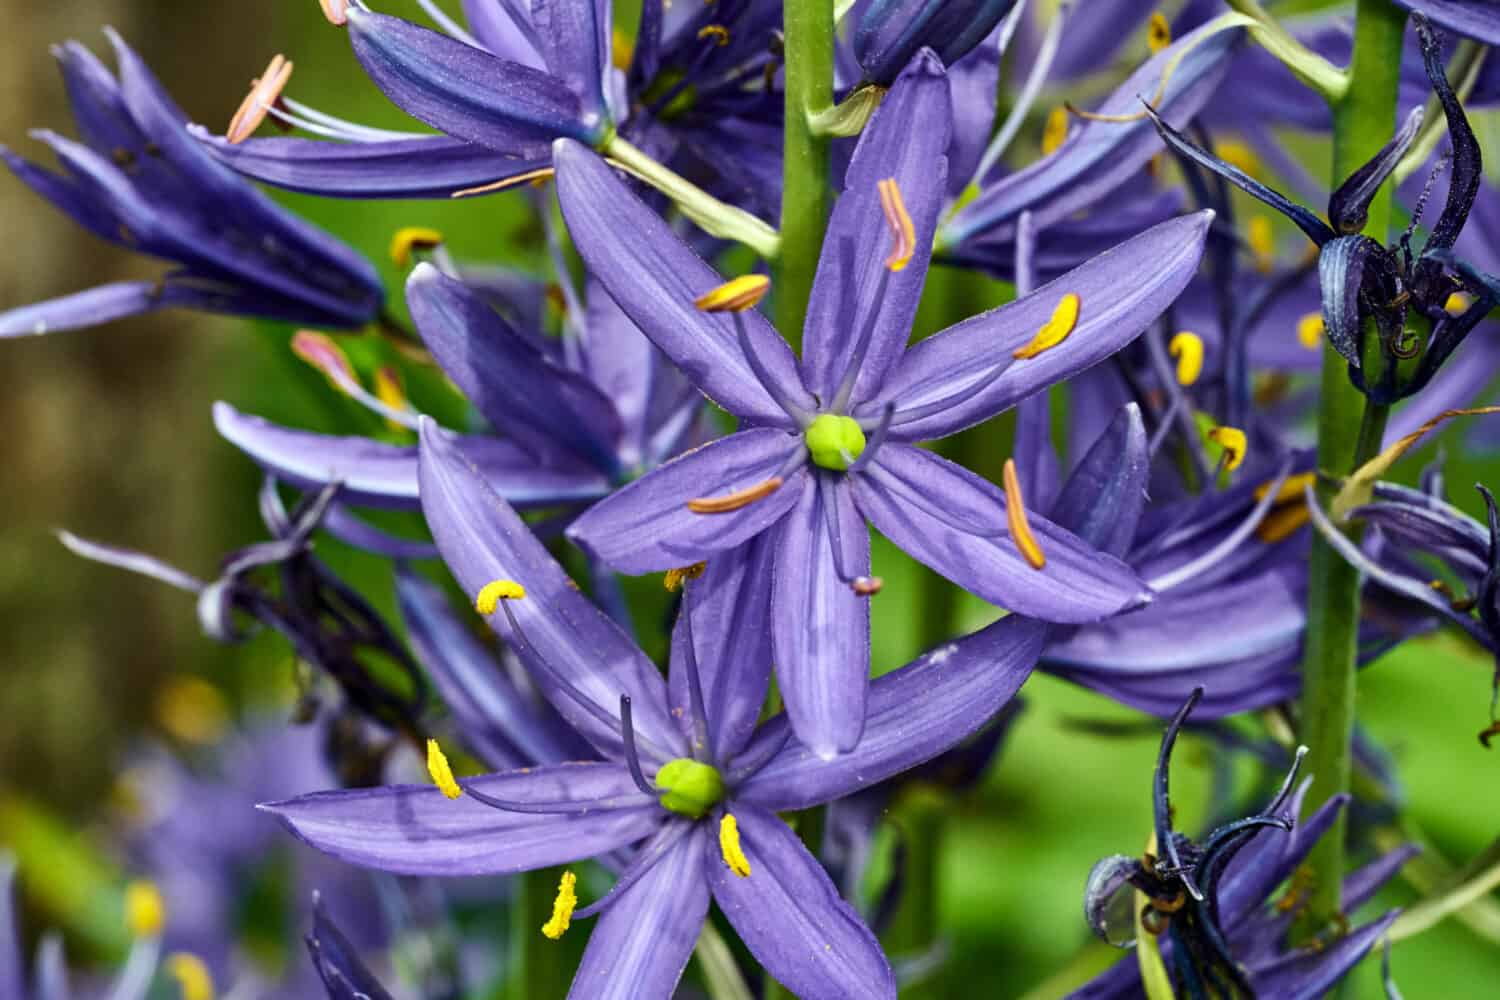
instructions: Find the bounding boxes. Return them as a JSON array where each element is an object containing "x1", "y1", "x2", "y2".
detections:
[
  {"x1": 554, "y1": 139, "x2": 809, "y2": 424},
  {"x1": 419, "y1": 418, "x2": 685, "y2": 759},
  {"x1": 710, "y1": 803, "x2": 896, "y2": 999},
  {"x1": 801, "y1": 50, "x2": 950, "y2": 405},
  {"x1": 668, "y1": 535, "x2": 776, "y2": 762},
  {"x1": 1317, "y1": 234, "x2": 1389, "y2": 367},
  {"x1": 262, "y1": 763, "x2": 662, "y2": 875},
  {"x1": 1328, "y1": 106, "x2": 1424, "y2": 235},
  {"x1": 197, "y1": 130, "x2": 545, "y2": 200},
  {"x1": 1394, "y1": 1, "x2": 1500, "y2": 44},
  {"x1": 530, "y1": 0, "x2": 611, "y2": 124},
  {"x1": 396, "y1": 567, "x2": 587, "y2": 769},
  {"x1": 853, "y1": 444, "x2": 1148, "y2": 623},
  {"x1": 566, "y1": 429, "x2": 806, "y2": 574},
  {"x1": 214, "y1": 403, "x2": 610, "y2": 511},
  {"x1": 879, "y1": 212, "x2": 1212, "y2": 441},
  {"x1": 737, "y1": 615, "x2": 1047, "y2": 810},
  {"x1": 306, "y1": 896, "x2": 395, "y2": 1000},
  {"x1": 855, "y1": 0, "x2": 1018, "y2": 84},
  {"x1": 568, "y1": 823, "x2": 708, "y2": 1000},
  {"x1": 346, "y1": 9, "x2": 591, "y2": 151},
  {"x1": 407, "y1": 263, "x2": 622, "y2": 470},
  {"x1": 771, "y1": 476, "x2": 871, "y2": 758}
]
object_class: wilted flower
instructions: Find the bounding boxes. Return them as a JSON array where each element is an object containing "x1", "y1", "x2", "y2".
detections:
[{"x1": 0, "y1": 32, "x2": 383, "y2": 339}]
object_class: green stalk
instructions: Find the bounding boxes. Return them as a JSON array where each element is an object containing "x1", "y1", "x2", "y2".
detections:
[
  {"x1": 879, "y1": 787, "x2": 947, "y2": 1000},
  {"x1": 507, "y1": 868, "x2": 571, "y2": 1000},
  {"x1": 776, "y1": 0, "x2": 835, "y2": 350},
  {"x1": 1297, "y1": 0, "x2": 1404, "y2": 930}
]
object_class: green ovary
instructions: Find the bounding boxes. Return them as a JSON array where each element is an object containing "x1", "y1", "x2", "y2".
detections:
[
  {"x1": 805, "y1": 414, "x2": 867, "y2": 471},
  {"x1": 655, "y1": 758, "x2": 725, "y2": 819}
]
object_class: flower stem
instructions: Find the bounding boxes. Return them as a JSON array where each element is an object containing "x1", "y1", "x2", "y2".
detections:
[
  {"x1": 602, "y1": 135, "x2": 781, "y2": 259},
  {"x1": 1297, "y1": 0, "x2": 1404, "y2": 932},
  {"x1": 777, "y1": 0, "x2": 835, "y2": 351},
  {"x1": 507, "y1": 868, "x2": 571, "y2": 1000}
]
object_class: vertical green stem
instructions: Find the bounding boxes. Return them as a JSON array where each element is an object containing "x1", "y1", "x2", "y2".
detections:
[
  {"x1": 777, "y1": 0, "x2": 835, "y2": 351},
  {"x1": 880, "y1": 787, "x2": 947, "y2": 1000},
  {"x1": 507, "y1": 869, "x2": 570, "y2": 1000},
  {"x1": 1298, "y1": 0, "x2": 1404, "y2": 929}
]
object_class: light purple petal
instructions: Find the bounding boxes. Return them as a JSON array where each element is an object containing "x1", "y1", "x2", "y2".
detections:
[
  {"x1": 531, "y1": 0, "x2": 611, "y2": 121},
  {"x1": 879, "y1": 211, "x2": 1213, "y2": 440},
  {"x1": 262, "y1": 763, "x2": 662, "y2": 876},
  {"x1": 801, "y1": 50, "x2": 951, "y2": 404},
  {"x1": 418, "y1": 418, "x2": 685, "y2": 759},
  {"x1": 710, "y1": 803, "x2": 896, "y2": 999},
  {"x1": 566, "y1": 429, "x2": 806, "y2": 574},
  {"x1": 0, "y1": 281, "x2": 161, "y2": 338},
  {"x1": 853, "y1": 444, "x2": 1147, "y2": 623},
  {"x1": 568, "y1": 823, "x2": 708, "y2": 1000},
  {"x1": 771, "y1": 476, "x2": 871, "y2": 758},
  {"x1": 57, "y1": 531, "x2": 205, "y2": 593},
  {"x1": 554, "y1": 139, "x2": 808, "y2": 424}
]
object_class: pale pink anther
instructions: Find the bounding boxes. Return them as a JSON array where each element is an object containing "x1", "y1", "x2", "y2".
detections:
[
  {"x1": 319, "y1": 0, "x2": 349, "y2": 25},
  {"x1": 226, "y1": 55, "x2": 293, "y2": 145}
]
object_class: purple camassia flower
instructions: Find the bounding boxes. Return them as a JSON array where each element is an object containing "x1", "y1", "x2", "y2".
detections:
[
  {"x1": 214, "y1": 265, "x2": 700, "y2": 521},
  {"x1": 554, "y1": 50, "x2": 1210, "y2": 755},
  {"x1": 0, "y1": 32, "x2": 382, "y2": 339},
  {"x1": 1076, "y1": 690, "x2": 1415, "y2": 999},
  {"x1": 199, "y1": 0, "x2": 785, "y2": 211},
  {"x1": 261, "y1": 403, "x2": 1154, "y2": 999}
]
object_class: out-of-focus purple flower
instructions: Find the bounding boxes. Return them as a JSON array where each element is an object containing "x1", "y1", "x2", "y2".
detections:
[
  {"x1": 1394, "y1": 0, "x2": 1500, "y2": 44},
  {"x1": 0, "y1": 32, "x2": 382, "y2": 339},
  {"x1": 215, "y1": 265, "x2": 701, "y2": 519},
  {"x1": 1077, "y1": 689, "x2": 1414, "y2": 999},
  {"x1": 259, "y1": 402, "x2": 1165, "y2": 998},
  {"x1": 556, "y1": 51, "x2": 1208, "y2": 755}
]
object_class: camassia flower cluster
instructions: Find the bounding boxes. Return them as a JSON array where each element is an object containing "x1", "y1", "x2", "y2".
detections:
[{"x1": 10, "y1": 0, "x2": 1500, "y2": 997}]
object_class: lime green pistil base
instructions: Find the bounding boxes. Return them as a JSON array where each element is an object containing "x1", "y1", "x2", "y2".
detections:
[
  {"x1": 806, "y1": 414, "x2": 866, "y2": 471},
  {"x1": 656, "y1": 758, "x2": 725, "y2": 819}
]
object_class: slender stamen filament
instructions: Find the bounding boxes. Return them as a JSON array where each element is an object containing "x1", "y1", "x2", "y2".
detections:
[
  {"x1": 848, "y1": 403, "x2": 894, "y2": 472},
  {"x1": 828, "y1": 264, "x2": 891, "y2": 414},
  {"x1": 728, "y1": 312, "x2": 813, "y2": 424},
  {"x1": 971, "y1": 0, "x2": 1072, "y2": 185},
  {"x1": 818, "y1": 475, "x2": 881, "y2": 596},
  {"x1": 1004, "y1": 459, "x2": 1047, "y2": 570},
  {"x1": 227, "y1": 55, "x2": 293, "y2": 144},
  {"x1": 451, "y1": 168, "x2": 556, "y2": 200},
  {"x1": 279, "y1": 96, "x2": 427, "y2": 141},
  {"x1": 1147, "y1": 462, "x2": 1291, "y2": 592},
  {"x1": 678, "y1": 585, "x2": 715, "y2": 757},
  {"x1": 619, "y1": 695, "x2": 657, "y2": 796},
  {"x1": 687, "y1": 476, "x2": 785, "y2": 513},
  {"x1": 885, "y1": 353, "x2": 1016, "y2": 428}
]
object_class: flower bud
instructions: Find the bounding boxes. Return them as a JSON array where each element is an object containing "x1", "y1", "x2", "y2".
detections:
[{"x1": 854, "y1": 0, "x2": 1020, "y2": 85}]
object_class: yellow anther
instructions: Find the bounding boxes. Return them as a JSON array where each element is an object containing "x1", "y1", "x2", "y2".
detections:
[
  {"x1": 389, "y1": 227, "x2": 443, "y2": 268},
  {"x1": 1147, "y1": 12, "x2": 1172, "y2": 53},
  {"x1": 154, "y1": 676, "x2": 229, "y2": 746},
  {"x1": 694, "y1": 275, "x2": 771, "y2": 313},
  {"x1": 1213, "y1": 140, "x2": 1261, "y2": 180},
  {"x1": 851, "y1": 576, "x2": 883, "y2": 596},
  {"x1": 664, "y1": 562, "x2": 707, "y2": 592},
  {"x1": 1254, "y1": 472, "x2": 1317, "y2": 505},
  {"x1": 125, "y1": 880, "x2": 166, "y2": 937},
  {"x1": 1256, "y1": 504, "x2": 1310, "y2": 544},
  {"x1": 450, "y1": 167, "x2": 556, "y2": 199},
  {"x1": 165, "y1": 953, "x2": 216, "y2": 1000},
  {"x1": 541, "y1": 871, "x2": 578, "y2": 939},
  {"x1": 227, "y1": 54, "x2": 293, "y2": 144},
  {"x1": 611, "y1": 29, "x2": 634, "y2": 70},
  {"x1": 1445, "y1": 291, "x2": 1474, "y2": 316},
  {"x1": 1207, "y1": 426, "x2": 1247, "y2": 472},
  {"x1": 475, "y1": 579, "x2": 526, "y2": 615},
  {"x1": 1014, "y1": 292, "x2": 1081, "y2": 359},
  {"x1": 1168, "y1": 332, "x2": 1204, "y2": 387},
  {"x1": 877, "y1": 178, "x2": 916, "y2": 272},
  {"x1": 687, "y1": 476, "x2": 784, "y2": 513},
  {"x1": 426, "y1": 739, "x2": 463, "y2": 800},
  {"x1": 374, "y1": 365, "x2": 408, "y2": 431},
  {"x1": 1247, "y1": 216, "x2": 1275, "y2": 273},
  {"x1": 1042, "y1": 106, "x2": 1069, "y2": 156},
  {"x1": 697, "y1": 24, "x2": 730, "y2": 46},
  {"x1": 1297, "y1": 312, "x2": 1324, "y2": 349},
  {"x1": 319, "y1": 0, "x2": 349, "y2": 26},
  {"x1": 291, "y1": 331, "x2": 358, "y2": 391},
  {"x1": 1003, "y1": 459, "x2": 1047, "y2": 570},
  {"x1": 719, "y1": 814, "x2": 751, "y2": 877}
]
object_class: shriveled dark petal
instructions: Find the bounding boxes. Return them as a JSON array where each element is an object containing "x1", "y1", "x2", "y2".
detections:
[
  {"x1": 771, "y1": 476, "x2": 871, "y2": 758},
  {"x1": 198, "y1": 130, "x2": 546, "y2": 199},
  {"x1": 801, "y1": 50, "x2": 950, "y2": 407},
  {"x1": 568, "y1": 824, "x2": 708, "y2": 1000},
  {"x1": 877, "y1": 212, "x2": 1211, "y2": 441},
  {"x1": 1394, "y1": 1, "x2": 1500, "y2": 44},
  {"x1": 1349, "y1": 499, "x2": 1490, "y2": 564},
  {"x1": 709, "y1": 803, "x2": 896, "y2": 999},
  {"x1": 854, "y1": 444, "x2": 1149, "y2": 624},
  {"x1": 566, "y1": 429, "x2": 805, "y2": 574},
  {"x1": 1329, "y1": 105, "x2": 1424, "y2": 235},
  {"x1": 215, "y1": 402, "x2": 609, "y2": 510},
  {"x1": 1414, "y1": 12, "x2": 1482, "y2": 254},
  {"x1": 306, "y1": 895, "x2": 395, "y2": 1000},
  {"x1": 419, "y1": 419, "x2": 686, "y2": 758},
  {"x1": 1317, "y1": 234, "x2": 1392, "y2": 368},
  {"x1": 262, "y1": 763, "x2": 662, "y2": 876},
  {"x1": 1250, "y1": 910, "x2": 1399, "y2": 999},
  {"x1": 1144, "y1": 103, "x2": 1335, "y2": 247},
  {"x1": 1404, "y1": 293, "x2": 1497, "y2": 399},
  {"x1": 554, "y1": 139, "x2": 810, "y2": 425}
]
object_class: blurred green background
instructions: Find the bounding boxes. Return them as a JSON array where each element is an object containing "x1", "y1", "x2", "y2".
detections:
[{"x1": 2, "y1": 1, "x2": 1499, "y2": 996}]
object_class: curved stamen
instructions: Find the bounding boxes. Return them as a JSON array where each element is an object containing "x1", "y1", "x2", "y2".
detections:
[
  {"x1": 828, "y1": 261, "x2": 892, "y2": 416},
  {"x1": 677, "y1": 586, "x2": 716, "y2": 759},
  {"x1": 572, "y1": 821, "x2": 695, "y2": 920},
  {"x1": 1146, "y1": 460, "x2": 1292, "y2": 593},
  {"x1": 885, "y1": 353, "x2": 1017, "y2": 428},
  {"x1": 848, "y1": 402, "x2": 895, "y2": 472},
  {"x1": 725, "y1": 726, "x2": 793, "y2": 784},
  {"x1": 970, "y1": 0, "x2": 1072, "y2": 186},
  {"x1": 819, "y1": 475, "x2": 880, "y2": 596},
  {"x1": 415, "y1": 0, "x2": 483, "y2": 48},
  {"x1": 732, "y1": 312, "x2": 814, "y2": 424},
  {"x1": 1147, "y1": 395, "x2": 1184, "y2": 458},
  {"x1": 619, "y1": 695, "x2": 657, "y2": 796},
  {"x1": 464, "y1": 785, "x2": 654, "y2": 815},
  {"x1": 281, "y1": 97, "x2": 421, "y2": 141}
]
